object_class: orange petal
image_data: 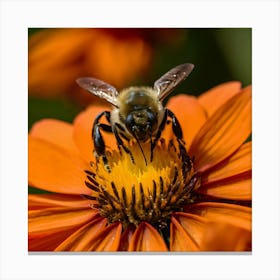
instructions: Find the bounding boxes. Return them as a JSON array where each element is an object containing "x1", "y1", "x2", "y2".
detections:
[
  {"x1": 29, "y1": 29, "x2": 93, "y2": 67},
  {"x1": 73, "y1": 105, "x2": 116, "y2": 162},
  {"x1": 189, "y1": 86, "x2": 252, "y2": 172},
  {"x1": 171, "y1": 212, "x2": 251, "y2": 252},
  {"x1": 86, "y1": 31, "x2": 152, "y2": 88},
  {"x1": 28, "y1": 136, "x2": 90, "y2": 194},
  {"x1": 29, "y1": 65, "x2": 81, "y2": 97},
  {"x1": 185, "y1": 202, "x2": 251, "y2": 231},
  {"x1": 29, "y1": 207, "x2": 98, "y2": 238},
  {"x1": 170, "y1": 215, "x2": 200, "y2": 251},
  {"x1": 28, "y1": 194, "x2": 91, "y2": 210},
  {"x1": 171, "y1": 212, "x2": 210, "y2": 250},
  {"x1": 29, "y1": 119, "x2": 78, "y2": 154},
  {"x1": 128, "y1": 222, "x2": 168, "y2": 252},
  {"x1": 84, "y1": 222, "x2": 122, "y2": 251},
  {"x1": 29, "y1": 227, "x2": 78, "y2": 251},
  {"x1": 118, "y1": 225, "x2": 136, "y2": 251},
  {"x1": 29, "y1": 29, "x2": 94, "y2": 95},
  {"x1": 166, "y1": 95, "x2": 207, "y2": 147},
  {"x1": 200, "y1": 222, "x2": 251, "y2": 251},
  {"x1": 54, "y1": 218, "x2": 107, "y2": 251},
  {"x1": 198, "y1": 173, "x2": 252, "y2": 200},
  {"x1": 202, "y1": 142, "x2": 252, "y2": 183},
  {"x1": 198, "y1": 81, "x2": 242, "y2": 117}
]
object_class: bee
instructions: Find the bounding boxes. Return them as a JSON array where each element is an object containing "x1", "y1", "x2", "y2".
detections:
[{"x1": 76, "y1": 63, "x2": 194, "y2": 172}]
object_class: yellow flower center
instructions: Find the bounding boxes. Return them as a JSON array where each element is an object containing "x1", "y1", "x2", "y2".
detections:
[{"x1": 83, "y1": 139, "x2": 200, "y2": 229}]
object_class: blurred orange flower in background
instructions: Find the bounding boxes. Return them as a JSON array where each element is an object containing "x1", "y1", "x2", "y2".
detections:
[
  {"x1": 28, "y1": 28, "x2": 153, "y2": 104},
  {"x1": 28, "y1": 81, "x2": 252, "y2": 252}
]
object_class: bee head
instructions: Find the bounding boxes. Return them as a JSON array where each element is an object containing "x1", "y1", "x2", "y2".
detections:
[
  {"x1": 117, "y1": 87, "x2": 165, "y2": 142},
  {"x1": 125, "y1": 109, "x2": 157, "y2": 141}
]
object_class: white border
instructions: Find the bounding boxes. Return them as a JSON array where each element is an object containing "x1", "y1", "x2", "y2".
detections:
[{"x1": 1, "y1": 0, "x2": 279, "y2": 279}]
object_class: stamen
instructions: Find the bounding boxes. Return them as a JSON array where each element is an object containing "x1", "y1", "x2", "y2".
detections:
[
  {"x1": 152, "y1": 180, "x2": 157, "y2": 203},
  {"x1": 86, "y1": 176, "x2": 99, "y2": 187},
  {"x1": 84, "y1": 170, "x2": 96, "y2": 177},
  {"x1": 81, "y1": 194, "x2": 97, "y2": 201},
  {"x1": 173, "y1": 167, "x2": 179, "y2": 182},
  {"x1": 121, "y1": 187, "x2": 128, "y2": 208},
  {"x1": 159, "y1": 176, "x2": 164, "y2": 198},
  {"x1": 101, "y1": 188, "x2": 117, "y2": 211},
  {"x1": 131, "y1": 185, "x2": 136, "y2": 205},
  {"x1": 139, "y1": 183, "x2": 145, "y2": 208},
  {"x1": 97, "y1": 197, "x2": 108, "y2": 208},
  {"x1": 101, "y1": 187, "x2": 118, "y2": 204},
  {"x1": 110, "y1": 182, "x2": 120, "y2": 202},
  {"x1": 85, "y1": 181, "x2": 99, "y2": 192}
]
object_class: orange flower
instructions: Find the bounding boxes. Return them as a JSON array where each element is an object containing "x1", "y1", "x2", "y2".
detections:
[
  {"x1": 28, "y1": 28, "x2": 152, "y2": 104},
  {"x1": 28, "y1": 81, "x2": 252, "y2": 251}
]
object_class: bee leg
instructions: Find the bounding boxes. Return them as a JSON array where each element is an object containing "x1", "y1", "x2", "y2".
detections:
[
  {"x1": 114, "y1": 123, "x2": 129, "y2": 156},
  {"x1": 150, "y1": 109, "x2": 168, "y2": 162},
  {"x1": 166, "y1": 109, "x2": 192, "y2": 176},
  {"x1": 166, "y1": 109, "x2": 183, "y2": 139},
  {"x1": 112, "y1": 125, "x2": 135, "y2": 164},
  {"x1": 93, "y1": 111, "x2": 112, "y2": 172}
]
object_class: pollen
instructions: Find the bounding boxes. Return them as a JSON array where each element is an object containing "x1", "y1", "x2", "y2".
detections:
[{"x1": 83, "y1": 139, "x2": 200, "y2": 229}]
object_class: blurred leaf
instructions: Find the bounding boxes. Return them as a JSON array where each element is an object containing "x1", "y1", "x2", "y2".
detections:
[
  {"x1": 28, "y1": 97, "x2": 81, "y2": 130},
  {"x1": 151, "y1": 28, "x2": 239, "y2": 98},
  {"x1": 28, "y1": 28, "x2": 45, "y2": 36},
  {"x1": 215, "y1": 28, "x2": 252, "y2": 86}
]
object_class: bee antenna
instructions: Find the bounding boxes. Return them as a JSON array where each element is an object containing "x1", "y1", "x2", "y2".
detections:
[{"x1": 132, "y1": 131, "x2": 148, "y2": 166}]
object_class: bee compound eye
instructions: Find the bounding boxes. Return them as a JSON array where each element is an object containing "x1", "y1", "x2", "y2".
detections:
[
  {"x1": 125, "y1": 113, "x2": 135, "y2": 131},
  {"x1": 146, "y1": 111, "x2": 157, "y2": 130}
]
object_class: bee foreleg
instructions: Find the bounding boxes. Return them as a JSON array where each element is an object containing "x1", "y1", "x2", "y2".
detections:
[
  {"x1": 112, "y1": 125, "x2": 135, "y2": 164},
  {"x1": 166, "y1": 109, "x2": 183, "y2": 140},
  {"x1": 166, "y1": 108, "x2": 192, "y2": 176},
  {"x1": 93, "y1": 111, "x2": 112, "y2": 172}
]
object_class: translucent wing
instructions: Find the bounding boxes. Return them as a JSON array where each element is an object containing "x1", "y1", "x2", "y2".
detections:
[
  {"x1": 76, "y1": 77, "x2": 119, "y2": 107},
  {"x1": 154, "y1": 63, "x2": 194, "y2": 101}
]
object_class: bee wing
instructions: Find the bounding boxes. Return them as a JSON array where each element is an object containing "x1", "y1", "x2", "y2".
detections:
[
  {"x1": 76, "y1": 77, "x2": 119, "y2": 107},
  {"x1": 154, "y1": 63, "x2": 194, "y2": 101}
]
